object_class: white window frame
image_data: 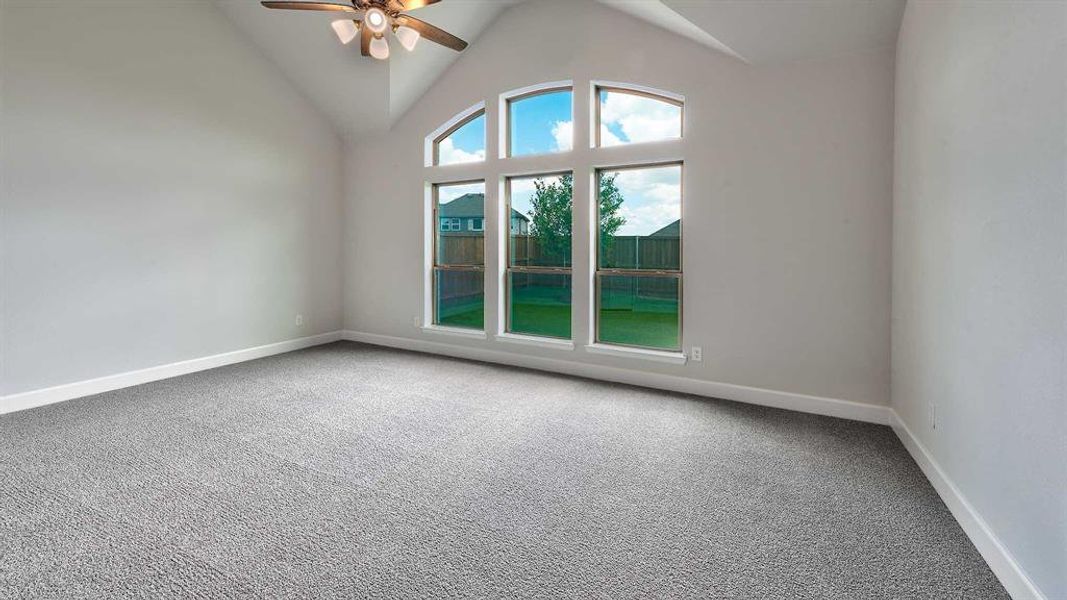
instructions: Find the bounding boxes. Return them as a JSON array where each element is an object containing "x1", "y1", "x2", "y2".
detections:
[
  {"x1": 422, "y1": 81, "x2": 686, "y2": 361},
  {"x1": 591, "y1": 81, "x2": 685, "y2": 149},
  {"x1": 426, "y1": 102, "x2": 486, "y2": 168}
]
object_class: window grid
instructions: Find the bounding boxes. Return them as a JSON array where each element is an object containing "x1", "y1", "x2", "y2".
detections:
[
  {"x1": 425, "y1": 82, "x2": 684, "y2": 352},
  {"x1": 432, "y1": 181, "x2": 485, "y2": 330},
  {"x1": 595, "y1": 162, "x2": 683, "y2": 352},
  {"x1": 505, "y1": 173, "x2": 573, "y2": 339}
]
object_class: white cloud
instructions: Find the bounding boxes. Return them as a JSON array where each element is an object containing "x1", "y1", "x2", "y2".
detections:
[
  {"x1": 551, "y1": 120, "x2": 573, "y2": 152},
  {"x1": 510, "y1": 177, "x2": 538, "y2": 196},
  {"x1": 609, "y1": 165, "x2": 681, "y2": 236},
  {"x1": 438, "y1": 181, "x2": 484, "y2": 204},
  {"x1": 600, "y1": 91, "x2": 681, "y2": 146},
  {"x1": 437, "y1": 137, "x2": 485, "y2": 165},
  {"x1": 510, "y1": 174, "x2": 565, "y2": 214}
]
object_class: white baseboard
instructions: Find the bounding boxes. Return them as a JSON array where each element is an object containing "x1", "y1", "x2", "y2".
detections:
[
  {"x1": 0, "y1": 331, "x2": 343, "y2": 416},
  {"x1": 891, "y1": 412, "x2": 1048, "y2": 600},
  {"x1": 341, "y1": 330, "x2": 893, "y2": 425}
]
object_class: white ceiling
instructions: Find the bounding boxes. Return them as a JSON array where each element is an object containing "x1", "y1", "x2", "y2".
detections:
[
  {"x1": 214, "y1": 0, "x2": 516, "y2": 135},
  {"x1": 661, "y1": 0, "x2": 906, "y2": 64},
  {"x1": 216, "y1": 0, "x2": 904, "y2": 137}
]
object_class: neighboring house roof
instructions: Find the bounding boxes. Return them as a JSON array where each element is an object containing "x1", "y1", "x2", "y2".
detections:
[
  {"x1": 440, "y1": 193, "x2": 528, "y2": 222},
  {"x1": 649, "y1": 219, "x2": 680, "y2": 237}
]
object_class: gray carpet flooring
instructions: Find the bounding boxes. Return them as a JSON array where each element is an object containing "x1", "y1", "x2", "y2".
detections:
[{"x1": 1, "y1": 341, "x2": 1007, "y2": 599}]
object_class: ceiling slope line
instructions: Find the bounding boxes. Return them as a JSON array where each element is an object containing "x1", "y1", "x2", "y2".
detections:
[{"x1": 596, "y1": 0, "x2": 749, "y2": 64}]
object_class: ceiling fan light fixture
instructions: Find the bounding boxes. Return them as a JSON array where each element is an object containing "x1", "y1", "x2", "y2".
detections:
[
  {"x1": 365, "y1": 7, "x2": 388, "y2": 34},
  {"x1": 369, "y1": 34, "x2": 390, "y2": 60},
  {"x1": 394, "y1": 25, "x2": 420, "y2": 51},
  {"x1": 330, "y1": 19, "x2": 359, "y2": 45}
]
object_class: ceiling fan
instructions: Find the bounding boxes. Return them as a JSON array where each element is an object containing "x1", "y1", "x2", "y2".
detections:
[{"x1": 261, "y1": 0, "x2": 468, "y2": 60}]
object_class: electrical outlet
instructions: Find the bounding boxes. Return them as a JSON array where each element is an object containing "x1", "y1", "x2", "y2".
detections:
[
  {"x1": 295, "y1": 314, "x2": 304, "y2": 327},
  {"x1": 691, "y1": 346, "x2": 702, "y2": 362},
  {"x1": 929, "y1": 401, "x2": 937, "y2": 430},
  {"x1": 413, "y1": 316, "x2": 420, "y2": 328}
]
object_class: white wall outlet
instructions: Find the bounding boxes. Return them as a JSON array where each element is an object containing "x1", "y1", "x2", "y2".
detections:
[
  {"x1": 691, "y1": 346, "x2": 703, "y2": 362},
  {"x1": 295, "y1": 314, "x2": 304, "y2": 327},
  {"x1": 413, "y1": 316, "x2": 420, "y2": 328}
]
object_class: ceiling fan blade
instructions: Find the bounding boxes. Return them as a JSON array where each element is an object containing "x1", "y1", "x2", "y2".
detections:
[
  {"x1": 394, "y1": 15, "x2": 467, "y2": 51},
  {"x1": 387, "y1": 0, "x2": 440, "y2": 11},
  {"x1": 360, "y1": 23, "x2": 372, "y2": 56},
  {"x1": 261, "y1": 1, "x2": 359, "y2": 13}
]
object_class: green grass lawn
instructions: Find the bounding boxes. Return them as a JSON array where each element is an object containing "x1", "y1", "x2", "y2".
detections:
[
  {"x1": 437, "y1": 298, "x2": 484, "y2": 329},
  {"x1": 509, "y1": 284, "x2": 571, "y2": 339},
  {"x1": 436, "y1": 285, "x2": 679, "y2": 350},
  {"x1": 597, "y1": 308, "x2": 678, "y2": 349}
]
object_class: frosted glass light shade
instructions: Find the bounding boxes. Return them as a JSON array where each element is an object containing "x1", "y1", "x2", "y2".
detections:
[
  {"x1": 394, "y1": 25, "x2": 420, "y2": 51},
  {"x1": 369, "y1": 35, "x2": 390, "y2": 60},
  {"x1": 330, "y1": 19, "x2": 359, "y2": 45},
  {"x1": 365, "y1": 7, "x2": 387, "y2": 34}
]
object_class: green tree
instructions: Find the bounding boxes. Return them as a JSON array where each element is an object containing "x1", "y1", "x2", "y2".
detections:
[
  {"x1": 528, "y1": 174, "x2": 573, "y2": 266},
  {"x1": 526, "y1": 173, "x2": 625, "y2": 267},
  {"x1": 597, "y1": 173, "x2": 626, "y2": 262}
]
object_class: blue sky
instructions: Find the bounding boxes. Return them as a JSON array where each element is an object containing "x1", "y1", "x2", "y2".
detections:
[
  {"x1": 437, "y1": 114, "x2": 485, "y2": 165},
  {"x1": 439, "y1": 88, "x2": 681, "y2": 163},
  {"x1": 510, "y1": 90, "x2": 572, "y2": 156}
]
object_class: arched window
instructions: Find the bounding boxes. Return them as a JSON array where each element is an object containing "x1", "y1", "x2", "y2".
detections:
[
  {"x1": 506, "y1": 84, "x2": 573, "y2": 157},
  {"x1": 595, "y1": 84, "x2": 683, "y2": 147},
  {"x1": 424, "y1": 82, "x2": 686, "y2": 359},
  {"x1": 429, "y1": 104, "x2": 485, "y2": 167}
]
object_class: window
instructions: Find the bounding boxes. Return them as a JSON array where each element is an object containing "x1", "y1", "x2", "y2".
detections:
[
  {"x1": 596, "y1": 86, "x2": 682, "y2": 147},
  {"x1": 596, "y1": 163, "x2": 682, "y2": 351},
  {"x1": 425, "y1": 82, "x2": 684, "y2": 355},
  {"x1": 507, "y1": 87, "x2": 573, "y2": 157},
  {"x1": 433, "y1": 181, "x2": 485, "y2": 329},
  {"x1": 506, "y1": 173, "x2": 572, "y2": 339},
  {"x1": 433, "y1": 110, "x2": 485, "y2": 166}
]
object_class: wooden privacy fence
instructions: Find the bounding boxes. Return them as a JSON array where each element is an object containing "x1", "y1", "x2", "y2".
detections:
[
  {"x1": 434, "y1": 268, "x2": 482, "y2": 308},
  {"x1": 438, "y1": 234, "x2": 680, "y2": 271},
  {"x1": 603, "y1": 236, "x2": 680, "y2": 271},
  {"x1": 438, "y1": 233, "x2": 485, "y2": 266}
]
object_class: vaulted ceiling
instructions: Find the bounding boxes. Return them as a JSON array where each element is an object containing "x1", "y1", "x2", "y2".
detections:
[{"x1": 215, "y1": 0, "x2": 904, "y2": 137}]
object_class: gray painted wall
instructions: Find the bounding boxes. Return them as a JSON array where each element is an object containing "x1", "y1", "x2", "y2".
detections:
[
  {"x1": 0, "y1": 2, "x2": 344, "y2": 396},
  {"x1": 344, "y1": 0, "x2": 895, "y2": 406},
  {"x1": 892, "y1": 1, "x2": 1067, "y2": 597}
]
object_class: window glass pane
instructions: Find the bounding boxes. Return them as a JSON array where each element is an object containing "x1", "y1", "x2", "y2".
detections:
[
  {"x1": 509, "y1": 89, "x2": 573, "y2": 156},
  {"x1": 509, "y1": 272, "x2": 571, "y2": 339},
  {"x1": 598, "y1": 275, "x2": 679, "y2": 350},
  {"x1": 508, "y1": 173, "x2": 571, "y2": 268},
  {"x1": 598, "y1": 164, "x2": 681, "y2": 270},
  {"x1": 436, "y1": 182, "x2": 485, "y2": 266},
  {"x1": 435, "y1": 269, "x2": 483, "y2": 329},
  {"x1": 435, "y1": 112, "x2": 485, "y2": 165},
  {"x1": 598, "y1": 89, "x2": 681, "y2": 147}
]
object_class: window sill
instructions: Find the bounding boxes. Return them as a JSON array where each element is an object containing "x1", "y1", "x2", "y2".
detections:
[
  {"x1": 421, "y1": 325, "x2": 487, "y2": 340},
  {"x1": 585, "y1": 343, "x2": 687, "y2": 365},
  {"x1": 495, "y1": 332, "x2": 575, "y2": 351}
]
